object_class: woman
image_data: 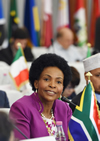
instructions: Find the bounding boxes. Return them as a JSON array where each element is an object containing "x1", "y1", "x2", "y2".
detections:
[
  {"x1": 10, "y1": 53, "x2": 72, "y2": 140},
  {"x1": 62, "y1": 66, "x2": 80, "y2": 100}
]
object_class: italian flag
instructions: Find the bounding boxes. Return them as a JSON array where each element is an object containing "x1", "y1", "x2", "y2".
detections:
[
  {"x1": 74, "y1": 0, "x2": 87, "y2": 47},
  {"x1": 57, "y1": 0, "x2": 69, "y2": 30},
  {"x1": 68, "y1": 81, "x2": 100, "y2": 140},
  {"x1": 9, "y1": 47, "x2": 29, "y2": 90}
]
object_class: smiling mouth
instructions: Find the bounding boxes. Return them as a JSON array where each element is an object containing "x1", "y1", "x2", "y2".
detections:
[{"x1": 46, "y1": 90, "x2": 56, "y2": 95}]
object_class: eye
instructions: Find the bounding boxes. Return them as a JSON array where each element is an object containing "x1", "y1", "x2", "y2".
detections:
[
  {"x1": 57, "y1": 81, "x2": 62, "y2": 84},
  {"x1": 44, "y1": 78, "x2": 49, "y2": 81},
  {"x1": 95, "y1": 74, "x2": 100, "y2": 77}
]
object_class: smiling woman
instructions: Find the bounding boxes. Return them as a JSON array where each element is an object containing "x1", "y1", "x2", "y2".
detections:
[{"x1": 9, "y1": 53, "x2": 72, "y2": 141}]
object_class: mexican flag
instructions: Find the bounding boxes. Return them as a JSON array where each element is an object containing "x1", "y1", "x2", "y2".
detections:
[
  {"x1": 68, "y1": 81, "x2": 100, "y2": 140},
  {"x1": 57, "y1": 0, "x2": 69, "y2": 30},
  {"x1": 9, "y1": 46, "x2": 29, "y2": 91},
  {"x1": 74, "y1": 0, "x2": 87, "y2": 47}
]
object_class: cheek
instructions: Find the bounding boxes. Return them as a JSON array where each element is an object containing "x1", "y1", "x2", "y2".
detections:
[
  {"x1": 91, "y1": 78, "x2": 100, "y2": 89},
  {"x1": 38, "y1": 81, "x2": 47, "y2": 90},
  {"x1": 58, "y1": 85, "x2": 63, "y2": 94}
]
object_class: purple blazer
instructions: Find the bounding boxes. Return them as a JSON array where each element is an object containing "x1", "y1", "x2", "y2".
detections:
[{"x1": 10, "y1": 92, "x2": 72, "y2": 141}]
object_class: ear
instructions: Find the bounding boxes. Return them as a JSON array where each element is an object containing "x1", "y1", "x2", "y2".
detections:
[{"x1": 34, "y1": 80, "x2": 39, "y2": 89}]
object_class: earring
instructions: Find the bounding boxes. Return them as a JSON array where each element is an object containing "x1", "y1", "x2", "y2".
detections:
[{"x1": 36, "y1": 89, "x2": 37, "y2": 93}]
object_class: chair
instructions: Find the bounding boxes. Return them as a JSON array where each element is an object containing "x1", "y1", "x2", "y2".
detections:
[
  {"x1": 0, "y1": 62, "x2": 11, "y2": 85},
  {"x1": 4, "y1": 90, "x2": 23, "y2": 107},
  {"x1": 0, "y1": 61, "x2": 17, "y2": 89},
  {"x1": 0, "y1": 108, "x2": 10, "y2": 114},
  {"x1": 0, "y1": 61, "x2": 10, "y2": 67},
  {"x1": 32, "y1": 47, "x2": 48, "y2": 59},
  {"x1": 68, "y1": 62, "x2": 86, "y2": 94}
]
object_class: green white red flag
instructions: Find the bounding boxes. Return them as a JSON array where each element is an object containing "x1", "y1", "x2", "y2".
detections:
[
  {"x1": 57, "y1": 0, "x2": 69, "y2": 30},
  {"x1": 74, "y1": 0, "x2": 87, "y2": 47},
  {"x1": 9, "y1": 45, "x2": 29, "y2": 90}
]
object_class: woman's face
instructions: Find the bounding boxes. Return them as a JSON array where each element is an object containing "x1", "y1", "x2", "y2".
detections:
[
  {"x1": 34, "y1": 67, "x2": 64, "y2": 103},
  {"x1": 62, "y1": 83, "x2": 74, "y2": 98}
]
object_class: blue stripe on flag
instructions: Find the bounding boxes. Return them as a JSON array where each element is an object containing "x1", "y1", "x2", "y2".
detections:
[
  {"x1": 69, "y1": 118, "x2": 89, "y2": 141},
  {"x1": 24, "y1": 0, "x2": 38, "y2": 46},
  {"x1": 0, "y1": 0, "x2": 4, "y2": 19}
]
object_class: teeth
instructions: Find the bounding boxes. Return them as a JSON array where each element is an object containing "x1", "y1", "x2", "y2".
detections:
[{"x1": 47, "y1": 91, "x2": 55, "y2": 94}]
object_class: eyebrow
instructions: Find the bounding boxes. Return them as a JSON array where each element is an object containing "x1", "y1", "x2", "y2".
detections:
[{"x1": 44, "y1": 74, "x2": 63, "y2": 80}]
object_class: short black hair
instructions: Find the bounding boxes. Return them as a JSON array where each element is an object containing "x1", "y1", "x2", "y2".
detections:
[
  {"x1": 12, "y1": 27, "x2": 29, "y2": 39},
  {"x1": 29, "y1": 53, "x2": 72, "y2": 91},
  {"x1": 0, "y1": 111, "x2": 14, "y2": 141},
  {"x1": 70, "y1": 66, "x2": 80, "y2": 87}
]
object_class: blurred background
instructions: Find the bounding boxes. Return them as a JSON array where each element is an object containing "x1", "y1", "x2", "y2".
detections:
[{"x1": 1, "y1": 0, "x2": 98, "y2": 49}]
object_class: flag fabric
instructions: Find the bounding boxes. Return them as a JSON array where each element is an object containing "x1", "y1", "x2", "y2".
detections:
[
  {"x1": 94, "y1": 17, "x2": 100, "y2": 52},
  {"x1": 68, "y1": 81, "x2": 100, "y2": 141},
  {"x1": 89, "y1": 0, "x2": 100, "y2": 47},
  {"x1": 86, "y1": 46, "x2": 91, "y2": 58},
  {"x1": 9, "y1": 46, "x2": 29, "y2": 91},
  {"x1": 24, "y1": 0, "x2": 40, "y2": 47},
  {"x1": 93, "y1": 0, "x2": 100, "y2": 51},
  {"x1": 74, "y1": 0, "x2": 87, "y2": 47},
  {"x1": 86, "y1": 43, "x2": 91, "y2": 58},
  {"x1": 57, "y1": 0, "x2": 69, "y2": 30},
  {"x1": 8, "y1": 0, "x2": 19, "y2": 41},
  {"x1": 0, "y1": 0, "x2": 6, "y2": 46},
  {"x1": 40, "y1": 0, "x2": 53, "y2": 47}
]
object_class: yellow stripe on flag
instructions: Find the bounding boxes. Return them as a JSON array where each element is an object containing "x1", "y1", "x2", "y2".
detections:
[
  {"x1": 59, "y1": 0, "x2": 66, "y2": 10},
  {"x1": 76, "y1": 87, "x2": 86, "y2": 112},
  {"x1": 68, "y1": 128, "x2": 74, "y2": 141},
  {"x1": 33, "y1": 6, "x2": 40, "y2": 31}
]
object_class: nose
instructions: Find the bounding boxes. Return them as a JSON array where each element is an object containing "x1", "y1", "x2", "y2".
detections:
[{"x1": 49, "y1": 80, "x2": 56, "y2": 88}]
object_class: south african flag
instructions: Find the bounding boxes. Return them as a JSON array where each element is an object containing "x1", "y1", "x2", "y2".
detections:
[{"x1": 68, "y1": 81, "x2": 100, "y2": 141}]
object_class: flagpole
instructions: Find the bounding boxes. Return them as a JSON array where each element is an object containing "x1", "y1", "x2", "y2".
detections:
[{"x1": 85, "y1": 72, "x2": 92, "y2": 83}]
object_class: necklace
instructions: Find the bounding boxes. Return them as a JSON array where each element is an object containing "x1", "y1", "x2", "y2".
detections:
[{"x1": 41, "y1": 109, "x2": 54, "y2": 119}]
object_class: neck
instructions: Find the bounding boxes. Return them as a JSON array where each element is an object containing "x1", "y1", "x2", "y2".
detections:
[
  {"x1": 42, "y1": 102, "x2": 54, "y2": 119},
  {"x1": 41, "y1": 108, "x2": 54, "y2": 119}
]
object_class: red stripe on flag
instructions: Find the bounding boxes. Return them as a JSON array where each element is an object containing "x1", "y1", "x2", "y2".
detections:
[
  {"x1": 93, "y1": 96, "x2": 100, "y2": 134},
  {"x1": 89, "y1": 0, "x2": 100, "y2": 46},
  {"x1": 75, "y1": 0, "x2": 84, "y2": 12},
  {"x1": 44, "y1": 14, "x2": 53, "y2": 47},
  {"x1": 14, "y1": 69, "x2": 29, "y2": 87}
]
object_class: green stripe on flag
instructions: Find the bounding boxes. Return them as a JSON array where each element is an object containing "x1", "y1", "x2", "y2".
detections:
[
  {"x1": 8, "y1": 0, "x2": 19, "y2": 41},
  {"x1": 12, "y1": 47, "x2": 23, "y2": 62}
]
